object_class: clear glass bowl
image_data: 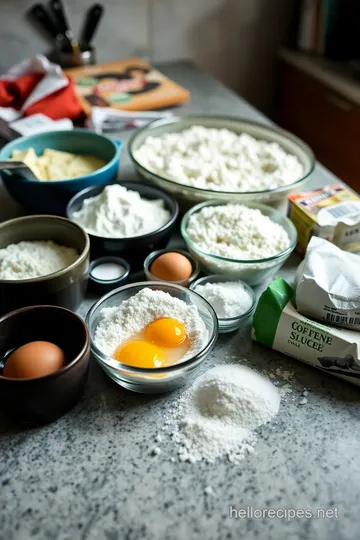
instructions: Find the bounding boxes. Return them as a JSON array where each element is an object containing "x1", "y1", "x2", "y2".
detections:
[
  {"x1": 128, "y1": 115, "x2": 315, "y2": 211},
  {"x1": 86, "y1": 282, "x2": 218, "y2": 394},
  {"x1": 181, "y1": 201, "x2": 297, "y2": 286},
  {"x1": 190, "y1": 275, "x2": 256, "y2": 333},
  {"x1": 143, "y1": 248, "x2": 200, "y2": 287}
]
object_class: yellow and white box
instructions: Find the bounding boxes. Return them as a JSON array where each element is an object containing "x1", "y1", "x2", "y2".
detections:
[{"x1": 288, "y1": 184, "x2": 360, "y2": 255}]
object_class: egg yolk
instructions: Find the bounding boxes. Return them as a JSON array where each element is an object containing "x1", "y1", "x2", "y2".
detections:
[
  {"x1": 114, "y1": 340, "x2": 165, "y2": 368},
  {"x1": 144, "y1": 318, "x2": 187, "y2": 348}
]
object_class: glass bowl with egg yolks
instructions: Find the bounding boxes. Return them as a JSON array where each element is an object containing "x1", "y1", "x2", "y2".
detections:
[{"x1": 86, "y1": 282, "x2": 218, "y2": 393}]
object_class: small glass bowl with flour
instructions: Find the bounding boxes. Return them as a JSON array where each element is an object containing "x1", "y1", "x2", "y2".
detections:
[{"x1": 190, "y1": 275, "x2": 256, "y2": 333}]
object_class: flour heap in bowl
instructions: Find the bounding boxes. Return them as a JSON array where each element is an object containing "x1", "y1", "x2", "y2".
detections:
[
  {"x1": 194, "y1": 281, "x2": 253, "y2": 318},
  {"x1": 186, "y1": 203, "x2": 290, "y2": 260},
  {"x1": 72, "y1": 184, "x2": 171, "y2": 238},
  {"x1": 134, "y1": 126, "x2": 304, "y2": 192},
  {"x1": 94, "y1": 288, "x2": 208, "y2": 367},
  {"x1": 0, "y1": 240, "x2": 78, "y2": 280},
  {"x1": 168, "y1": 364, "x2": 280, "y2": 463}
]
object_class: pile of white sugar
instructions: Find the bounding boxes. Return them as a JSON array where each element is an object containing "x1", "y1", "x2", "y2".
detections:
[
  {"x1": 0, "y1": 240, "x2": 78, "y2": 280},
  {"x1": 168, "y1": 365, "x2": 280, "y2": 463},
  {"x1": 134, "y1": 126, "x2": 303, "y2": 192},
  {"x1": 72, "y1": 184, "x2": 171, "y2": 238},
  {"x1": 95, "y1": 288, "x2": 208, "y2": 360},
  {"x1": 186, "y1": 203, "x2": 290, "y2": 260},
  {"x1": 194, "y1": 281, "x2": 253, "y2": 318}
]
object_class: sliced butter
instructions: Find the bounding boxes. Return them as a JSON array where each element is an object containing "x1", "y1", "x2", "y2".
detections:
[
  {"x1": 10, "y1": 147, "x2": 105, "y2": 182},
  {"x1": 43, "y1": 148, "x2": 75, "y2": 164}
]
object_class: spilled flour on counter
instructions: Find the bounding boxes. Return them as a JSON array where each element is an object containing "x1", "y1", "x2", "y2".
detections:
[{"x1": 165, "y1": 364, "x2": 280, "y2": 463}]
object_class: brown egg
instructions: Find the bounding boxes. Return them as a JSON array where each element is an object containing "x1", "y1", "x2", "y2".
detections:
[
  {"x1": 3, "y1": 341, "x2": 65, "y2": 379},
  {"x1": 150, "y1": 252, "x2": 193, "y2": 282}
]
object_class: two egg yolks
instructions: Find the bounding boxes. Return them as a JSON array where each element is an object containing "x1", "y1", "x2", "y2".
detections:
[{"x1": 114, "y1": 318, "x2": 189, "y2": 368}]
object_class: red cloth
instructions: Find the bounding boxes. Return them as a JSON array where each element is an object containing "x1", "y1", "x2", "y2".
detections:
[
  {"x1": 0, "y1": 73, "x2": 83, "y2": 121},
  {"x1": 0, "y1": 73, "x2": 42, "y2": 109}
]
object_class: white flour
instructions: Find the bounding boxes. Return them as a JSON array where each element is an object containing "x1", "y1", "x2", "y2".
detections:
[
  {"x1": 167, "y1": 365, "x2": 280, "y2": 463},
  {"x1": 72, "y1": 184, "x2": 171, "y2": 238},
  {"x1": 0, "y1": 240, "x2": 78, "y2": 280},
  {"x1": 186, "y1": 204, "x2": 290, "y2": 260},
  {"x1": 134, "y1": 126, "x2": 303, "y2": 192},
  {"x1": 94, "y1": 288, "x2": 208, "y2": 360},
  {"x1": 194, "y1": 281, "x2": 253, "y2": 318}
]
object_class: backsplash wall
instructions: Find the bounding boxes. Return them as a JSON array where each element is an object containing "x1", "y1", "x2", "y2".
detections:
[{"x1": 0, "y1": 0, "x2": 295, "y2": 112}]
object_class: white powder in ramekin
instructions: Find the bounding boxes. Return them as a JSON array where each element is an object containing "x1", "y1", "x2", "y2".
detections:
[
  {"x1": 94, "y1": 288, "x2": 208, "y2": 360},
  {"x1": 194, "y1": 281, "x2": 253, "y2": 318}
]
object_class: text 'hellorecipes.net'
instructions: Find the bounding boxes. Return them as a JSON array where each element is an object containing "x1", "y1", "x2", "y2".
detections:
[{"x1": 229, "y1": 506, "x2": 339, "y2": 522}]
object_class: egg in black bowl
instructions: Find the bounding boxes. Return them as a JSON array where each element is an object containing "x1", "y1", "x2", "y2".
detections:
[{"x1": 0, "y1": 305, "x2": 90, "y2": 425}]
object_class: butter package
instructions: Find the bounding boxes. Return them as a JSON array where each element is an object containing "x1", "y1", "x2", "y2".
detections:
[
  {"x1": 252, "y1": 278, "x2": 360, "y2": 387},
  {"x1": 288, "y1": 184, "x2": 360, "y2": 255}
]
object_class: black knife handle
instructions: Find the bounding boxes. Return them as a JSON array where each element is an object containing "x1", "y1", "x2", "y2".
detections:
[
  {"x1": 80, "y1": 3, "x2": 104, "y2": 46},
  {"x1": 48, "y1": 0, "x2": 71, "y2": 35},
  {"x1": 28, "y1": 3, "x2": 63, "y2": 40}
]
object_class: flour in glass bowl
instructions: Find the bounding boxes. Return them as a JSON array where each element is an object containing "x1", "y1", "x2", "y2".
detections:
[
  {"x1": 134, "y1": 126, "x2": 304, "y2": 192},
  {"x1": 94, "y1": 288, "x2": 208, "y2": 361},
  {"x1": 186, "y1": 203, "x2": 290, "y2": 260}
]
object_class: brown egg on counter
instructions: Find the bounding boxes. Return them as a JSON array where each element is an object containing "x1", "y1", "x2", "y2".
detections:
[
  {"x1": 3, "y1": 341, "x2": 66, "y2": 379},
  {"x1": 150, "y1": 252, "x2": 193, "y2": 282}
]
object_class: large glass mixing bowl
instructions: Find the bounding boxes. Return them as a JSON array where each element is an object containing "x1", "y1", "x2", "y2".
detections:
[{"x1": 128, "y1": 115, "x2": 315, "y2": 211}]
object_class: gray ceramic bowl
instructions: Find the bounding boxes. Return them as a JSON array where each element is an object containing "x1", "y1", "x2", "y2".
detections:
[{"x1": 0, "y1": 215, "x2": 90, "y2": 315}]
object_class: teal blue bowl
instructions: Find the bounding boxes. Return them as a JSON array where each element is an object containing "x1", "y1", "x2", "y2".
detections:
[{"x1": 0, "y1": 129, "x2": 122, "y2": 215}]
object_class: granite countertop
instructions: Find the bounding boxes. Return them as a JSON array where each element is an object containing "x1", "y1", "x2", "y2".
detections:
[{"x1": 0, "y1": 62, "x2": 358, "y2": 540}]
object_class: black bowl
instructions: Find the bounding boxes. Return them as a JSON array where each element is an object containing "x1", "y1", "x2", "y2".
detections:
[
  {"x1": 0, "y1": 305, "x2": 90, "y2": 425},
  {"x1": 66, "y1": 181, "x2": 179, "y2": 270},
  {"x1": 89, "y1": 255, "x2": 130, "y2": 294}
]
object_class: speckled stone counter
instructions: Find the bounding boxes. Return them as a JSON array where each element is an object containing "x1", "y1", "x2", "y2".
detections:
[{"x1": 0, "y1": 62, "x2": 359, "y2": 540}]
